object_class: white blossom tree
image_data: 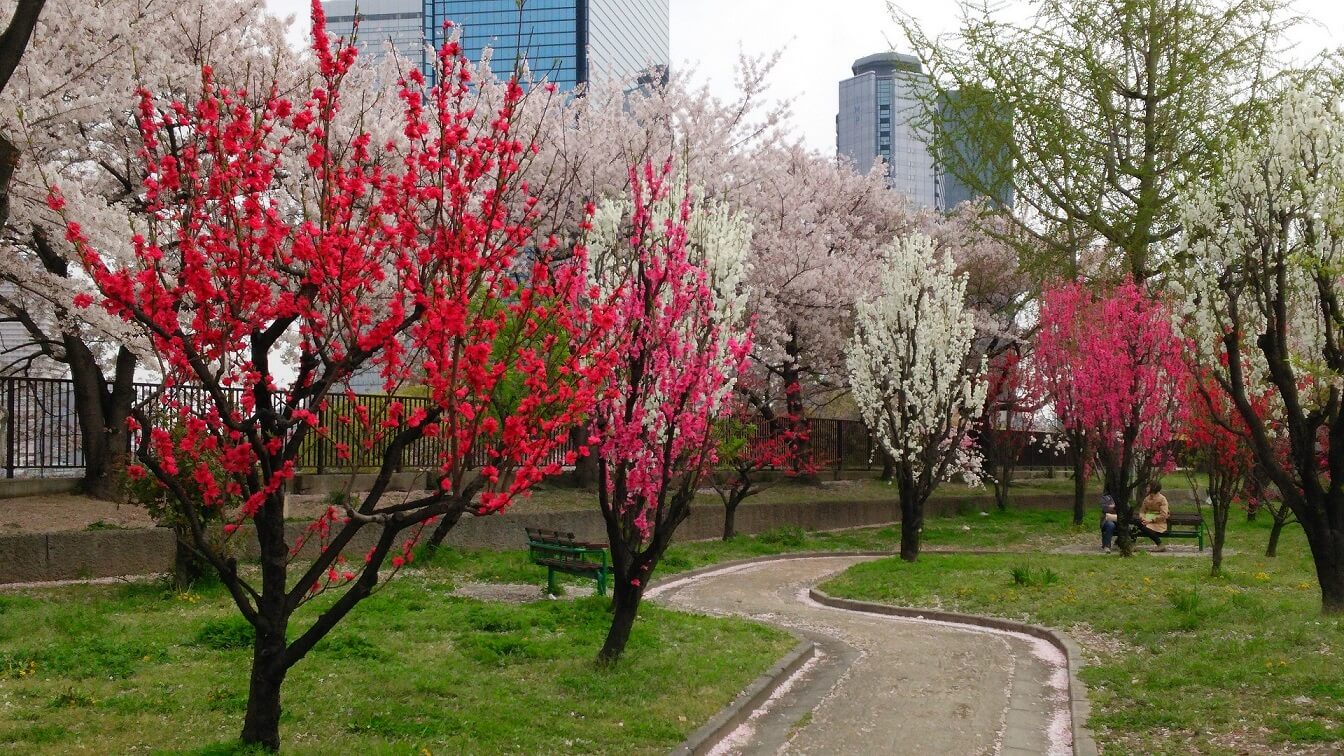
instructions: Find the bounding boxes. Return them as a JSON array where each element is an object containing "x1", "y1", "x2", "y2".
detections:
[
  {"x1": 847, "y1": 232, "x2": 986, "y2": 561},
  {"x1": 0, "y1": 0, "x2": 297, "y2": 496},
  {"x1": 1179, "y1": 86, "x2": 1344, "y2": 612}
]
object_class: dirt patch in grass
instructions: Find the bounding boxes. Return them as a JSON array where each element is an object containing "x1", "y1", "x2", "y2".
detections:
[{"x1": 0, "y1": 494, "x2": 155, "y2": 533}]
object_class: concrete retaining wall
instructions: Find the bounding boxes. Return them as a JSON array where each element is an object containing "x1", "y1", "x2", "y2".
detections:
[
  {"x1": 0, "y1": 477, "x2": 82, "y2": 500},
  {"x1": 1, "y1": 493, "x2": 1090, "y2": 585},
  {"x1": 0, "y1": 527, "x2": 175, "y2": 583}
]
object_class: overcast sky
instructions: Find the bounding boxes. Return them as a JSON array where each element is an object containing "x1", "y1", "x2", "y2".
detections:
[{"x1": 265, "y1": 0, "x2": 1344, "y2": 153}]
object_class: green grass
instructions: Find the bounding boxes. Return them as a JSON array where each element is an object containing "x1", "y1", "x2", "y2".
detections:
[
  {"x1": 0, "y1": 562, "x2": 792, "y2": 754},
  {"x1": 506, "y1": 474, "x2": 1097, "y2": 515},
  {"x1": 819, "y1": 509, "x2": 1344, "y2": 754}
]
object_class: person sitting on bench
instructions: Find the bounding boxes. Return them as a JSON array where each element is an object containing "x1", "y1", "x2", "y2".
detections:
[
  {"x1": 1135, "y1": 481, "x2": 1170, "y2": 552},
  {"x1": 1100, "y1": 492, "x2": 1118, "y2": 553}
]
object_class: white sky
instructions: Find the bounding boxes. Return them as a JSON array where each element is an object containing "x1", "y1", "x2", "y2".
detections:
[{"x1": 264, "y1": 0, "x2": 1344, "y2": 154}]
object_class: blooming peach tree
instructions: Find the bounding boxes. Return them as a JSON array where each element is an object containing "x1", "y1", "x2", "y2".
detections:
[
  {"x1": 710, "y1": 397, "x2": 817, "y2": 540},
  {"x1": 48, "y1": 5, "x2": 611, "y2": 749},
  {"x1": 847, "y1": 232, "x2": 986, "y2": 562},
  {"x1": 588, "y1": 162, "x2": 752, "y2": 664},
  {"x1": 1179, "y1": 86, "x2": 1344, "y2": 611},
  {"x1": 1034, "y1": 278, "x2": 1188, "y2": 555}
]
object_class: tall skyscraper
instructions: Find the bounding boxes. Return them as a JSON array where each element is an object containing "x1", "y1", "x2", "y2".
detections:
[
  {"x1": 836, "y1": 52, "x2": 938, "y2": 209},
  {"x1": 422, "y1": 0, "x2": 669, "y2": 90},
  {"x1": 837, "y1": 52, "x2": 1012, "y2": 211},
  {"x1": 323, "y1": 0, "x2": 426, "y2": 69}
]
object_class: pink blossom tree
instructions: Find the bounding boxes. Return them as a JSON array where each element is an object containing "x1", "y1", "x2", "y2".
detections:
[
  {"x1": 48, "y1": 5, "x2": 612, "y2": 749},
  {"x1": 589, "y1": 162, "x2": 752, "y2": 664},
  {"x1": 1034, "y1": 278, "x2": 1188, "y2": 554}
]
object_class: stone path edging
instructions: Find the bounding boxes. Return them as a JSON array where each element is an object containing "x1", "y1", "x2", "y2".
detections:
[
  {"x1": 656, "y1": 551, "x2": 1098, "y2": 756},
  {"x1": 670, "y1": 640, "x2": 816, "y2": 756}
]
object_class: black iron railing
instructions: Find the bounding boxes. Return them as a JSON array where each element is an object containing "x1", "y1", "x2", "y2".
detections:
[{"x1": 1, "y1": 376, "x2": 1064, "y2": 478}]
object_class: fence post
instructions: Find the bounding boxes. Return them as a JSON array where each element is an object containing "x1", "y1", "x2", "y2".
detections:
[
  {"x1": 834, "y1": 419, "x2": 844, "y2": 477},
  {"x1": 4, "y1": 379, "x2": 14, "y2": 479}
]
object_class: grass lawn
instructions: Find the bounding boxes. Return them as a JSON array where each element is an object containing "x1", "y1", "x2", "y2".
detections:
[
  {"x1": 819, "y1": 509, "x2": 1344, "y2": 755},
  {"x1": 503, "y1": 474, "x2": 1104, "y2": 515},
  {"x1": 0, "y1": 555, "x2": 793, "y2": 754}
]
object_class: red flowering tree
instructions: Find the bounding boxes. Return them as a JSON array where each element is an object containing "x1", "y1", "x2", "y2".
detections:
[
  {"x1": 1034, "y1": 279, "x2": 1188, "y2": 555},
  {"x1": 711, "y1": 399, "x2": 816, "y2": 540},
  {"x1": 590, "y1": 163, "x2": 752, "y2": 664},
  {"x1": 1184, "y1": 369, "x2": 1265, "y2": 574},
  {"x1": 977, "y1": 349, "x2": 1045, "y2": 511},
  {"x1": 50, "y1": 4, "x2": 611, "y2": 750}
]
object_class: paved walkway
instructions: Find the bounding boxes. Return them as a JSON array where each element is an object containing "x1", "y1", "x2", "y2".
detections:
[{"x1": 648, "y1": 556, "x2": 1072, "y2": 756}]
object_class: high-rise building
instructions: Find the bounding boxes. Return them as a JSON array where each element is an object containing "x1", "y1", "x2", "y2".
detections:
[
  {"x1": 936, "y1": 87, "x2": 1014, "y2": 211},
  {"x1": 323, "y1": 0, "x2": 426, "y2": 69},
  {"x1": 836, "y1": 52, "x2": 938, "y2": 209},
  {"x1": 422, "y1": 0, "x2": 669, "y2": 90},
  {"x1": 837, "y1": 52, "x2": 1012, "y2": 211}
]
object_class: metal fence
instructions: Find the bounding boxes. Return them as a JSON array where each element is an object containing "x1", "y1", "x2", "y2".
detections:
[{"x1": 1, "y1": 376, "x2": 1063, "y2": 478}]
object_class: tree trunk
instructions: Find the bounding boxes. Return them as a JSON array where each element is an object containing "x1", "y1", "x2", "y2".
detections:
[
  {"x1": 1210, "y1": 501, "x2": 1229, "y2": 577},
  {"x1": 1071, "y1": 452, "x2": 1087, "y2": 525},
  {"x1": 879, "y1": 448, "x2": 894, "y2": 482},
  {"x1": 597, "y1": 576, "x2": 643, "y2": 664},
  {"x1": 66, "y1": 341, "x2": 135, "y2": 501},
  {"x1": 722, "y1": 499, "x2": 738, "y2": 540},
  {"x1": 994, "y1": 462, "x2": 1010, "y2": 511},
  {"x1": 171, "y1": 524, "x2": 209, "y2": 590},
  {"x1": 1266, "y1": 516, "x2": 1285, "y2": 558},
  {"x1": 567, "y1": 424, "x2": 597, "y2": 488},
  {"x1": 240, "y1": 629, "x2": 288, "y2": 751},
  {"x1": 896, "y1": 471, "x2": 921, "y2": 562},
  {"x1": 425, "y1": 506, "x2": 465, "y2": 550}
]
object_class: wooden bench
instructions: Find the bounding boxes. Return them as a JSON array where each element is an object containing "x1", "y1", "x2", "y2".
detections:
[
  {"x1": 1129, "y1": 512, "x2": 1206, "y2": 550},
  {"x1": 525, "y1": 527, "x2": 610, "y2": 596}
]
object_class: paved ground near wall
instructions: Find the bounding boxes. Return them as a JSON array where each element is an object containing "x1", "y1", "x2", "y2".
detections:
[{"x1": 649, "y1": 556, "x2": 1073, "y2": 756}]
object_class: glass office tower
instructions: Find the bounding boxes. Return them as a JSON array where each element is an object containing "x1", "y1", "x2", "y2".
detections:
[
  {"x1": 836, "y1": 52, "x2": 938, "y2": 209},
  {"x1": 324, "y1": 0, "x2": 425, "y2": 69},
  {"x1": 423, "y1": 0, "x2": 669, "y2": 90}
]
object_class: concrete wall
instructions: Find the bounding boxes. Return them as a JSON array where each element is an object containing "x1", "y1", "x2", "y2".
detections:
[
  {"x1": 0, "y1": 477, "x2": 82, "y2": 500},
  {"x1": 1, "y1": 493, "x2": 1096, "y2": 585},
  {"x1": 0, "y1": 527, "x2": 174, "y2": 584}
]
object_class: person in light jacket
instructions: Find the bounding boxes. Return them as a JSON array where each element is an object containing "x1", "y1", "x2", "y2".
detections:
[{"x1": 1135, "y1": 480, "x2": 1170, "y2": 552}]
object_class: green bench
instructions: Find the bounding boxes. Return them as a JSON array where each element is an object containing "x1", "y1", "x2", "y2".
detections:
[
  {"x1": 1130, "y1": 511, "x2": 1206, "y2": 550},
  {"x1": 525, "y1": 527, "x2": 610, "y2": 596}
]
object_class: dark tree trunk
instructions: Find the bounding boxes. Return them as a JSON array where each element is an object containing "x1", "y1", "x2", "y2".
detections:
[
  {"x1": 425, "y1": 505, "x2": 465, "y2": 550},
  {"x1": 896, "y1": 471, "x2": 922, "y2": 562},
  {"x1": 1246, "y1": 507, "x2": 1258, "y2": 522},
  {"x1": 171, "y1": 524, "x2": 209, "y2": 590},
  {"x1": 1210, "y1": 501, "x2": 1230, "y2": 576},
  {"x1": 1266, "y1": 516, "x2": 1286, "y2": 558},
  {"x1": 879, "y1": 448, "x2": 894, "y2": 482},
  {"x1": 240, "y1": 628, "x2": 288, "y2": 751},
  {"x1": 597, "y1": 577, "x2": 643, "y2": 665},
  {"x1": 67, "y1": 341, "x2": 136, "y2": 500},
  {"x1": 994, "y1": 461, "x2": 1010, "y2": 511},
  {"x1": 722, "y1": 495, "x2": 740, "y2": 541},
  {"x1": 1071, "y1": 450, "x2": 1087, "y2": 525},
  {"x1": 567, "y1": 424, "x2": 597, "y2": 488}
]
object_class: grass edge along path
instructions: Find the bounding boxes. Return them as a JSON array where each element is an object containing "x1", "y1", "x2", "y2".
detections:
[{"x1": 818, "y1": 512, "x2": 1344, "y2": 755}]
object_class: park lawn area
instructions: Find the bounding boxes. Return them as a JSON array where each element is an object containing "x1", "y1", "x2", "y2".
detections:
[
  {"x1": 504, "y1": 475, "x2": 1100, "y2": 515},
  {"x1": 0, "y1": 559, "x2": 793, "y2": 754},
  {"x1": 820, "y1": 509, "x2": 1344, "y2": 755}
]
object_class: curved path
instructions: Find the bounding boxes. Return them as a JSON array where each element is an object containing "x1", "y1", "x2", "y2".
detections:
[{"x1": 648, "y1": 556, "x2": 1072, "y2": 756}]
